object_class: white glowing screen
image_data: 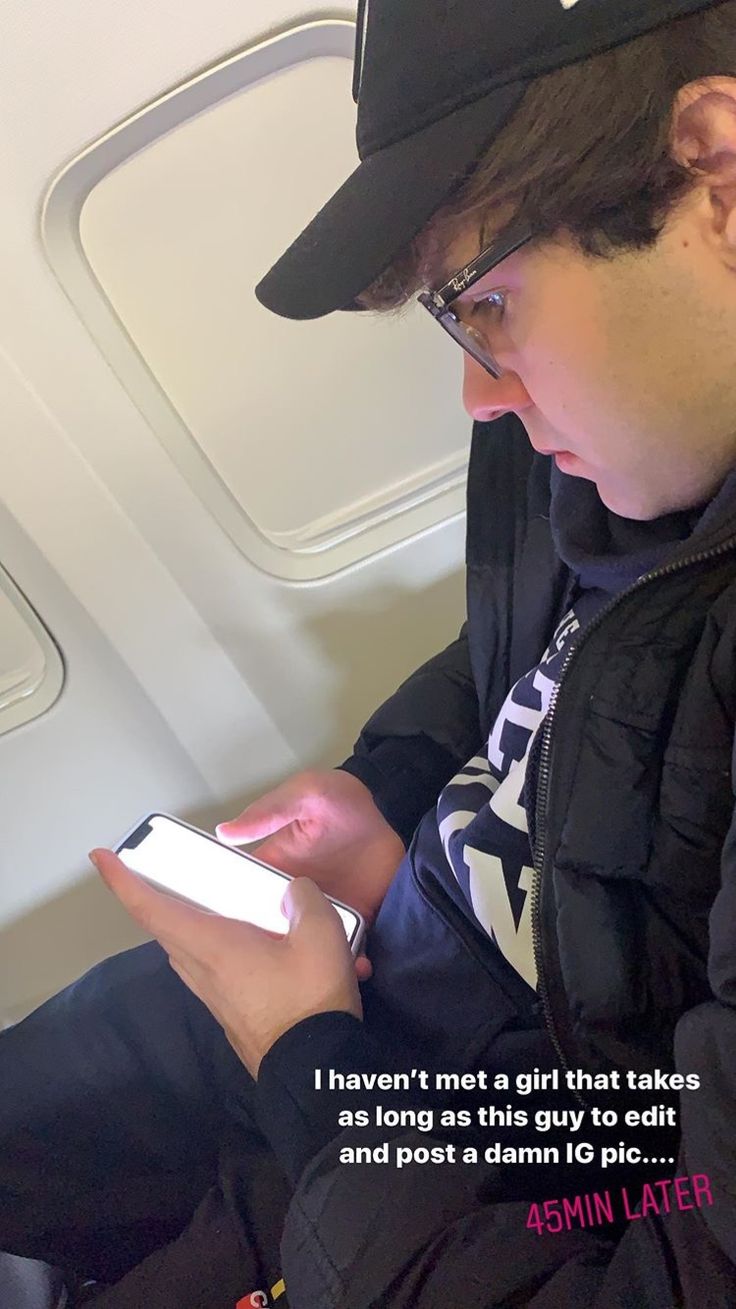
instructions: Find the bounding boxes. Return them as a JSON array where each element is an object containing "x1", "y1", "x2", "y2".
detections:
[{"x1": 117, "y1": 814, "x2": 360, "y2": 944}]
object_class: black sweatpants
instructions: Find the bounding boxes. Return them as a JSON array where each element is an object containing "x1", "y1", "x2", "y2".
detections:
[
  {"x1": 0, "y1": 940, "x2": 293, "y2": 1307},
  {"x1": 0, "y1": 830, "x2": 609, "y2": 1308}
]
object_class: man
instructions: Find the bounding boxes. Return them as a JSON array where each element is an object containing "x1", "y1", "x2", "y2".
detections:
[{"x1": 3, "y1": 0, "x2": 736, "y2": 1304}]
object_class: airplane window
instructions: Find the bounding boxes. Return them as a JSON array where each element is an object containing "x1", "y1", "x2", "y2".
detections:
[{"x1": 42, "y1": 20, "x2": 469, "y2": 581}]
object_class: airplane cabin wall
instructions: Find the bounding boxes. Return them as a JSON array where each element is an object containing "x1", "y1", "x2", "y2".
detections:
[{"x1": 0, "y1": 2, "x2": 471, "y2": 1024}]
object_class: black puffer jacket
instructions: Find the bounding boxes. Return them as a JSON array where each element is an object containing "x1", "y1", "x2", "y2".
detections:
[
  {"x1": 346, "y1": 414, "x2": 736, "y2": 1080},
  {"x1": 260, "y1": 414, "x2": 736, "y2": 1306}
]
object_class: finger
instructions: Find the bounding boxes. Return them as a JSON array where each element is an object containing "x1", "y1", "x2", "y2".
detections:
[
  {"x1": 280, "y1": 876, "x2": 335, "y2": 932},
  {"x1": 89, "y1": 848, "x2": 214, "y2": 945},
  {"x1": 282, "y1": 878, "x2": 361, "y2": 964},
  {"x1": 216, "y1": 782, "x2": 305, "y2": 845},
  {"x1": 354, "y1": 955, "x2": 373, "y2": 982}
]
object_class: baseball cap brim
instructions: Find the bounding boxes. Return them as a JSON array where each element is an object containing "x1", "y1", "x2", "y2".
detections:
[{"x1": 255, "y1": 81, "x2": 528, "y2": 321}]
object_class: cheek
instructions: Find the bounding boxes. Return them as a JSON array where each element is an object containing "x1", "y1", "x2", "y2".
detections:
[
  {"x1": 515, "y1": 273, "x2": 644, "y2": 436},
  {"x1": 510, "y1": 271, "x2": 603, "y2": 396}
]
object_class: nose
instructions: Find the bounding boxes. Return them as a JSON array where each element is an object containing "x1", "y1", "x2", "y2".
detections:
[{"x1": 462, "y1": 353, "x2": 532, "y2": 421}]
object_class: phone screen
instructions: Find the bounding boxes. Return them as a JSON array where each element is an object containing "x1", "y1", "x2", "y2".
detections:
[{"x1": 115, "y1": 813, "x2": 363, "y2": 949}]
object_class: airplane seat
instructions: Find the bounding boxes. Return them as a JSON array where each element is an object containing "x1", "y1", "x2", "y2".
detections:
[{"x1": 0, "y1": 1251, "x2": 69, "y2": 1307}]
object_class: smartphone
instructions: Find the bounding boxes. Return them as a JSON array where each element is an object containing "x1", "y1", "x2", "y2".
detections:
[{"x1": 114, "y1": 812, "x2": 366, "y2": 956}]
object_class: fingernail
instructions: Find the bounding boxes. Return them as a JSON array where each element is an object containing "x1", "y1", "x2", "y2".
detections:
[{"x1": 88, "y1": 850, "x2": 100, "y2": 870}]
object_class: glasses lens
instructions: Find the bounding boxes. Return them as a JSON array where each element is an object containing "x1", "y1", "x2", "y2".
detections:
[{"x1": 438, "y1": 309, "x2": 503, "y2": 379}]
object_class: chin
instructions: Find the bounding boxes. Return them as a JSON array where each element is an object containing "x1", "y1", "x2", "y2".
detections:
[{"x1": 595, "y1": 485, "x2": 659, "y2": 521}]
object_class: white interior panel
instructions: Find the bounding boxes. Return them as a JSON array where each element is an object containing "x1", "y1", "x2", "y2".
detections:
[
  {"x1": 0, "y1": 1, "x2": 469, "y2": 1021},
  {"x1": 42, "y1": 19, "x2": 470, "y2": 578},
  {"x1": 0, "y1": 565, "x2": 64, "y2": 731}
]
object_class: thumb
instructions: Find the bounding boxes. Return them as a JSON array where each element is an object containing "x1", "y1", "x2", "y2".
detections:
[
  {"x1": 281, "y1": 877, "x2": 334, "y2": 933},
  {"x1": 216, "y1": 786, "x2": 304, "y2": 845}
]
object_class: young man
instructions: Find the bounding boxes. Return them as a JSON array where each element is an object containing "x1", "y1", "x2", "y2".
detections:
[{"x1": 3, "y1": 0, "x2": 736, "y2": 1304}]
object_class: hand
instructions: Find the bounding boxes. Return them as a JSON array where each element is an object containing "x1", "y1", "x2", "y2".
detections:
[
  {"x1": 89, "y1": 849, "x2": 362, "y2": 1080},
  {"x1": 216, "y1": 769, "x2": 405, "y2": 928}
]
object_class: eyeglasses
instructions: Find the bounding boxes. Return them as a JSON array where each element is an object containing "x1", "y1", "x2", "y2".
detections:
[{"x1": 418, "y1": 218, "x2": 534, "y2": 379}]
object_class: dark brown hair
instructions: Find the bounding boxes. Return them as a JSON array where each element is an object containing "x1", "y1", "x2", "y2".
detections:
[{"x1": 357, "y1": 0, "x2": 736, "y2": 312}]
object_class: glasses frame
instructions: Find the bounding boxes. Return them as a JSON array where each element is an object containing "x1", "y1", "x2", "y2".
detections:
[{"x1": 418, "y1": 217, "x2": 535, "y2": 379}]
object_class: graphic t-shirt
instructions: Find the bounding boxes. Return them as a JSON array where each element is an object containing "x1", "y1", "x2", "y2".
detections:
[
  {"x1": 436, "y1": 585, "x2": 609, "y2": 991},
  {"x1": 434, "y1": 461, "x2": 712, "y2": 994}
]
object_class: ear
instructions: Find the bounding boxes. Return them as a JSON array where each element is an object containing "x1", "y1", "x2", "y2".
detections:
[{"x1": 670, "y1": 77, "x2": 736, "y2": 258}]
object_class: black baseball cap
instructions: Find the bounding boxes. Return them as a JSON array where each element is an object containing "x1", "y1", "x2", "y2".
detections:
[{"x1": 256, "y1": 0, "x2": 724, "y2": 321}]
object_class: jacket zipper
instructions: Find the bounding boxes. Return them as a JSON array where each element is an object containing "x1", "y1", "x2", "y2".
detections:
[{"x1": 531, "y1": 535, "x2": 736, "y2": 1102}]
